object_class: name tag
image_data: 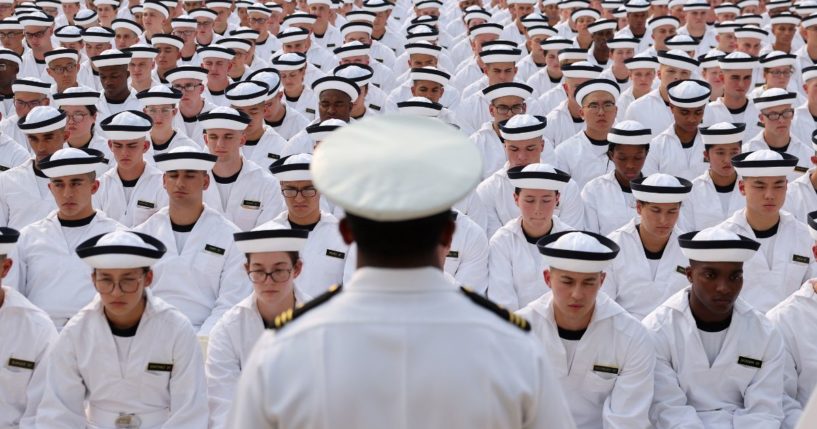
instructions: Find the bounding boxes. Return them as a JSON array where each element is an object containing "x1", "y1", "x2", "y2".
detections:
[
  {"x1": 8, "y1": 357, "x2": 35, "y2": 370},
  {"x1": 313, "y1": 64, "x2": 322, "y2": 69},
  {"x1": 326, "y1": 249, "x2": 345, "y2": 259},
  {"x1": 375, "y1": 58, "x2": 384, "y2": 63},
  {"x1": 327, "y1": 43, "x2": 336, "y2": 48},
  {"x1": 146, "y1": 362, "x2": 174, "y2": 372},
  {"x1": 795, "y1": 166, "x2": 809, "y2": 173},
  {"x1": 305, "y1": 108, "x2": 315, "y2": 115},
  {"x1": 793, "y1": 254, "x2": 810, "y2": 264},
  {"x1": 676, "y1": 265, "x2": 686, "y2": 275},
  {"x1": 372, "y1": 83, "x2": 381, "y2": 88},
  {"x1": 136, "y1": 200, "x2": 155, "y2": 209},
  {"x1": 737, "y1": 356, "x2": 762, "y2": 369},
  {"x1": 447, "y1": 250, "x2": 459, "y2": 258},
  {"x1": 368, "y1": 104, "x2": 382, "y2": 111},
  {"x1": 267, "y1": 153, "x2": 280, "y2": 160},
  {"x1": 204, "y1": 244, "x2": 225, "y2": 255},
  {"x1": 241, "y1": 200, "x2": 261, "y2": 210},
  {"x1": 592, "y1": 364, "x2": 619, "y2": 375},
  {"x1": 0, "y1": 165, "x2": 8, "y2": 172}
]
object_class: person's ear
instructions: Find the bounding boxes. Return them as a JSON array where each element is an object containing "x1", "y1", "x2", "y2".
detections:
[
  {"x1": 338, "y1": 217, "x2": 355, "y2": 245},
  {"x1": 685, "y1": 265, "x2": 693, "y2": 283},
  {"x1": 438, "y1": 216, "x2": 456, "y2": 251}
]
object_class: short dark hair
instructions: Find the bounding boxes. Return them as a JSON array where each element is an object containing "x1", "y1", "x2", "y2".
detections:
[
  {"x1": 244, "y1": 251, "x2": 299, "y2": 265},
  {"x1": 346, "y1": 211, "x2": 451, "y2": 258},
  {"x1": 514, "y1": 187, "x2": 561, "y2": 196}
]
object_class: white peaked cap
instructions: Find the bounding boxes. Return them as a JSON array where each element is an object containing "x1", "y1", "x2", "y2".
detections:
[
  {"x1": 539, "y1": 230, "x2": 620, "y2": 273},
  {"x1": 311, "y1": 115, "x2": 482, "y2": 221}
]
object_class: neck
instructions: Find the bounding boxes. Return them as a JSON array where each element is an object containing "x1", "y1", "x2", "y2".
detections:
[
  {"x1": 745, "y1": 208, "x2": 780, "y2": 231},
  {"x1": 284, "y1": 85, "x2": 304, "y2": 98},
  {"x1": 256, "y1": 289, "x2": 296, "y2": 326},
  {"x1": 764, "y1": 131, "x2": 789, "y2": 148},
  {"x1": 567, "y1": 99, "x2": 582, "y2": 117},
  {"x1": 181, "y1": 45, "x2": 197, "y2": 57},
  {"x1": 612, "y1": 64, "x2": 628, "y2": 79},
  {"x1": 674, "y1": 126, "x2": 697, "y2": 142},
  {"x1": 168, "y1": 202, "x2": 204, "y2": 225},
  {"x1": 118, "y1": 162, "x2": 146, "y2": 182},
  {"x1": 245, "y1": 126, "x2": 264, "y2": 140},
  {"x1": 105, "y1": 295, "x2": 146, "y2": 330},
  {"x1": 808, "y1": 43, "x2": 817, "y2": 59},
  {"x1": 351, "y1": 103, "x2": 365, "y2": 117},
  {"x1": 107, "y1": 90, "x2": 130, "y2": 102},
  {"x1": 212, "y1": 156, "x2": 242, "y2": 178},
  {"x1": 67, "y1": 132, "x2": 92, "y2": 148},
  {"x1": 723, "y1": 93, "x2": 746, "y2": 108},
  {"x1": 288, "y1": 209, "x2": 320, "y2": 226},
  {"x1": 553, "y1": 303, "x2": 593, "y2": 331},
  {"x1": 709, "y1": 169, "x2": 737, "y2": 187},
  {"x1": 638, "y1": 224, "x2": 670, "y2": 253},
  {"x1": 773, "y1": 42, "x2": 791, "y2": 53},
  {"x1": 810, "y1": 170, "x2": 817, "y2": 190},
  {"x1": 267, "y1": 103, "x2": 286, "y2": 122},
  {"x1": 208, "y1": 79, "x2": 229, "y2": 92},
  {"x1": 633, "y1": 86, "x2": 650, "y2": 99},
  {"x1": 584, "y1": 127, "x2": 608, "y2": 141},
  {"x1": 521, "y1": 218, "x2": 553, "y2": 238},
  {"x1": 58, "y1": 208, "x2": 95, "y2": 221},
  {"x1": 151, "y1": 127, "x2": 174, "y2": 142},
  {"x1": 547, "y1": 67, "x2": 562, "y2": 80},
  {"x1": 179, "y1": 100, "x2": 204, "y2": 117},
  {"x1": 356, "y1": 252, "x2": 443, "y2": 270},
  {"x1": 658, "y1": 86, "x2": 670, "y2": 103}
]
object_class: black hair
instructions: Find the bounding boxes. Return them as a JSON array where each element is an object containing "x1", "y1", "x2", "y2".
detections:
[
  {"x1": 704, "y1": 142, "x2": 741, "y2": 151},
  {"x1": 346, "y1": 211, "x2": 451, "y2": 258},
  {"x1": 514, "y1": 187, "x2": 561, "y2": 195}
]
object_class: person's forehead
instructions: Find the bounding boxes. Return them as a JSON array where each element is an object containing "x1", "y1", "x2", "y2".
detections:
[
  {"x1": 319, "y1": 89, "x2": 350, "y2": 101},
  {"x1": 493, "y1": 94, "x2": 524, "y2": 104},
  {"x1": 583, "y1": 90, "x2": 615, "y2": 102},
  {"x1": 112, "y1": 137, "x2": 145, "y2": 145}
]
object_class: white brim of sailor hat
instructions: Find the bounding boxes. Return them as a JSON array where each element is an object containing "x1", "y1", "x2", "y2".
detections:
[
  {"x1": 37, "y1": 147, "x2": 108, "y2": 177},
  {"x1": 507, "y1": 163, "x2": 570, "y2": 191},
  {"x1": 540, "y1": 36, "x2": 573, "y2": 51},
  {"x1": 311, "y1": 76, "x2": 360, "y2": 101},
  {"x1": 718, "y1": 53, "x2": 759, "y2": 70},
  {"x1": 152, "y1": 34, "x2": 184, "y2": 50},
  {"x1": 92, "y1": 50, "x2": 133, "y2": 68},
  {"x1": 82, "y1": 27, "x2": 116, "y2": 43},
  {"x1": 76, "y1": 230, "x2": 167, "y2": 269},
  {"x1": 657, "y1": 49, "x2": 700, "y2": 71},
  {"x1": 678, "y1": 227, "x2": 759, "y2": 262},
  {"x1": 154, "y1": 145, "x2": 218, "y2": 171},
  {"x1": 124, "y1": 44, "x2": 160, "y2": 59},
  {"x1": 667, "y1": 79, "x2": 712, "y2": 108},
  {"x1": 271, "y1": 52, "x2": 307, "y2": 70},
  {"x1": 499, "y1": 114, "x2": 546, "y2": 140},
  {"x1": 19, "y1": 106, "x2": 67, "y2": 134},
  {"x1": 624, "y1": 55, "x2": 659, "y2": 70},
  {"x1": 397, "y1": 97, "x2": 443, "y2": 117},
  {"x1": 410, "y1": 67, "x2": 450, "y2": 85},
  {"x1": 700, "y1": 122, "x2": 746, "y2": 145},
  {"x1": 165, "y1": 66, "x2": 208, "y2": 83},
  {"x1": 0, "y1": 48, "x2": 22, "y2": 66},
  {"x1": 478, "y1": 48, "x2": 522, "y2": 64},
  {"x1": 574, "y1": 78, "x2": 620, "y2": 106},
  {"x1": 753, "y1": 89, "x2": 796, "y2": 110},
  {"x1": 558, "y1": 48, "x2": 589, "y2": 62},
  {"x1": 732, "y1": 150, "x2": 798, "y2": 177},
  {"x1": 44, "y1": 48, "x2": 79, "y2": 64},
  {"x1": 482, "y1": 81, "x2": 533, "y2": 100},
  {"x1": 561, "y1": 61, "x2": 603, "y2": 78},
  {"x1": 270, "y1": 153, "x2": 312, "y2": 181},
  {"x1": 100, "y1": 110, "x2": 153, "y2": 140},
  {"x1": 136, "y1": 86, "x2": 182, "y2": 107},
  {"x1": 12, "y1": 78, "x2": 51, "y2": 95},
  {"x1": 807, "y1": 211, "x2": 817, "y2": 241},
  {"x1": 198, "y1": 107, "x2": 251, "y2": 130},
  {"x1": 233, "y1": 228, "x2": 309, "y2": 254},
  {"x1": 112, "y1": 19, "x2": 143, "y2": 35},
  {"x1": 196, "y1": 46, "x2": 235, "y2": 60},
  {"x1": 630, "y1": 174, "x2": 693, "y2": 203},
  {"x1": 225, "y1": 80, "x2": 270, "y2": 106},
  {"x1": 0, "y1": 227, "x2": 19, "y2": 255},
  {"x1": 538, "y1": 230, "x2": 620, "y2": 273},
  {"x1": 246, "y1": 68, "x2": 281, "y2": 97},
  {"x1": 306, "y1": 119, "x2": 346, "y2": 142},
  {"x1": 52, "y1": 88, "x2": 101, "y2": 107},
  {"x1": 607, "y1": 120, "x2": 652, "y2": 145},
  {"x1": 760, "y1": 52, "x2": 796, "y2": 68},
  {"x1": 607, "y1": 37, "x2": 640, "y2": 50}
]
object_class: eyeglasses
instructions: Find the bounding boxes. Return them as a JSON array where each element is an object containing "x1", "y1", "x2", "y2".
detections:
[
  {"x1": 250, "y1": 17, "x2": 268, "y2": 25},
  {"x1": 196, "y1": 20, "x2": 214, "y2": 27},
  {"x1": 65, "y1": 112, "x2": 89, "y2": 123},
  {"x1": 173, "y1": 30, "x2": 196, "y2": 37},
  {"x1": 492, "y1": 103, "x2": 525, "y2": 115},
  {"x1": 767, "y1": 69, "x2": 792, "y2": 77},
  {"x1": 761, "y1": 108, "x2": 795, "y2": 121},
  {"x1": 24, "y1": 30, "x2": 47, "y2": 39},
  {"x1": 0, "y1": 31, "x2": 22, "y2": 39},
  {"x1": 49, "y1": 63, "x2": 77, "y2": 74},
  {"x1": 145, "y1": 107, "x2": 174, "y2": 115},
  {"x1": 282, "y1": 187, "x2": 317, "y2": 198},
  {"x1": 14, "y1": 98, "x2": 46, "y2": 109},
  {"x1": 583, "y1": 101, "x2": 617, "y2": 112},
  {"x1": 248, "y1": 268, "x2": 293, "y2": 283},
  {"x1": 172, "y1": 83, "x2": 203, "y2": 92},
  {"x1": 94, "y1": 276, "x2": 143, "y2": 294}
]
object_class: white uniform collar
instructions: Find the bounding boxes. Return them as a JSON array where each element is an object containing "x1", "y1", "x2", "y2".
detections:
[{"x1": 529, "y1": 288, "x2": 627, "y2": 328}]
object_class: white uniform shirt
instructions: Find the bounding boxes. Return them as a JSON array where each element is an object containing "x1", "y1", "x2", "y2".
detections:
[
  {"x1": 487, "y1": 216, "x2": 574, "y2": 311},
  {"x1": 227, "y1": 267, "x2": 578, "y2": 429},
  {"x1": 526, "y1": 68, "x2": 563, "y2": 99},
  {"x1": 180, "y1": 100, "x2": 218, "y2": 147},
  {"x1": 0, "y1": 160, "x2": 56, "y2": 230},
  {"x1": 0, "y1": 135, "x2": 30, "y2": 173},
  {"x1": 517, "y1": 292, "x2": 655, "y2": 429},
  {"x1": 267, "y1": 107, "x2": 310, "y2": 141},
  {"x1": 147, "y1": 132, "x2": 202, "y2": 158},
  {"x1": 133, "y1": 206, "x2": 250, "y2": 335},
  {"x1": 202, "y1": 160, "x2": 286, "y2": 232},
  {"x1": 783, "y1": 169, "x2": 817, "y2": 222},
  {"x1": 554, "y1": 131, "x2": 614, "y2": 189},
  {"x1": 456, "y1": 91, "x2": 492, "y2": 136},
  {"x1": 0, "y1": 286, "x2": 58, "y2": 429},
  {"x1": 790, "y1": 103, "x2": 816, "y2": 145},
  {"x1": 470, "y1": 122, "x2": 505, "y2": 180},
  {"x1": 643, "y1": 126, "x2": 709, "y2": 181},
  {"x1": 543, "y1": 100, "x2": 586, "y2": 146},
  {"x1": 716, "y1": 209, "x2": 817, "y2": 313},
  {"x1": 94, "y1": 163, "x2": 168, "y2": 227},
  {"x1": 96, "y1": 90, "x2": 141, "y2": 120},
  {"x1": 283, "y1": 88, "x2": 318, "y2": 122},
  {"x1": 678, "y1": 172, "x2": 745, "y2": 233},
  {"x1": 240, "y1": 126, "x2": 288, "y2": 170},
  {"x1": 706, "y1": 98, "x2": 762, "y2": 139},
  {"x1": 581, "y1": 170, "x2": 638, "y2": 236},
  {"x1": 603, "y1": 219, "x2": 690, "y2": 320},
  {"x1": 643, "y1": 288, "x2": 785, "y2": 428},
  {"x1": 742, "y1": 132, "x2": 812, "y2": 181},
  {"x1": 624, "y1": 88, "x2": 673, "y2": 133},
  {"x1": 35, "y1": 291, "x2": 209, "y2": 429},
  {"x1": 0, "y1": 114, "x2": 28, "y2": 154}
]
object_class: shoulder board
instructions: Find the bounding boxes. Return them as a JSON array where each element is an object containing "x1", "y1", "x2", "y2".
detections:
[
  {"x1": 273, "y1": 284, "x2": 342, "y2": 330},
  {"x1": 459, "y1": 286, "x2": 530, "y2": 332}
]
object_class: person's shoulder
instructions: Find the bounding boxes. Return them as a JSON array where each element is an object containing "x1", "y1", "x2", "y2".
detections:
[
  {"x1": 272, "y1": 284, "x2": 343, "y2": 331},
  {"x1": 458, "y1": 286, "x2": 531, "y2": 333}
]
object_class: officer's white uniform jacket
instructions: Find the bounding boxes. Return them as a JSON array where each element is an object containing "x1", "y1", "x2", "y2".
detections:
[
  {"x1": 624, "y1": 88, "x2": 673, "y2": 134},
  {"x1": 0, "y1": 135, "x2": 30, "y2": 173},
  {"x1": 10, "y1": 210, "x2": 122, "y2": 330},
  {"x1": 227, "y1": 267, "x2": 578, "y2": 429},
  {"x1": 706, "y1": 98, "x2": 762, "y2": 139},
  {"x1": 716, "y1": 209, "x2": 817, "y2": 313},
  {"x1": 133, "y1": 206, "x2": 250, "y2": 335},
  {"x1": 202, "y1": 159, "x2": 286, "y2": 232},
  {"x1": 476, "y1": 163, "x2": 584, "y2": 237},
  {"x1": 487, "y1": 216, "x2": 574, "y2": 311},
  {"x1": 581, "y1": 170, "x2": 639, "y2": 236},
  {"x1": 642, "y1": 288, "x2": 785, "y2": 428},
  {"x1": 767, "y1": 280, "x2": 817, "y2": 429},
  {"x1": 790, "y1": 103, "x2": 816, "y2": 145},
  {"x1": 544, "y1": 100, "x2": 586, "y2": 146},
  {"x1": 35, "y1": 290, "x2": 209, "y2": 429},
  {"x1": 679, "y1": 172, "x2": 745, "y2": 233},
  {"x1": 517, "y1": 291, "x2": 655, "y2": 429},
  {"x1": 0, "y1": 159, "x2": 58, "y2": 230},
  {"x1": 783, "y1": 169, "x2": 817, "y2": 223},
  {"x1": 742, "y1": 132, "x2": 812, "y2": 181},
  {"x1": 0, "y1": 286, "x2": 58, "y2": 429},
  {"x1": 240, "y1": 126, "x2": 288, "y2": 170},
  {"x1": 643, "y1": 126, "x2": 709, "y2": 181},
  {"x1": 554, "y1": 131, "x2": 614, "y2": 188},
  {"x1": 603, "y1": 220, "x2": 690, "y2": 320},
  {"x1": 267, "y1": 107, "x2": 311, "y2": 141},
  {"x1": 94, "y1": 163, "x2": 168, "y2": 227},
  {"x1": 262, "y1": 211, "x2": 348, "y2": 298}
]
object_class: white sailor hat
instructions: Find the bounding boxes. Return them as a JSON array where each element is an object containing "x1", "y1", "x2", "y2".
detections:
[
  {"x1": 247, "y1": 4, "x2": 272, "y2": 16},
  {"x1": 538, "y1": 230, "x2": 620, "y2": 273},
  {"x1": 82, "y1": 26, "x2": 115, "y2": 43},
  {"x1": 557, "y1": 48, "x2": 589, "y2": 62},
  {"x1": 760, "y1": 51, "x2": 795, "y2": 68},
  {"x1": 196, "y1": 45, "x2": 235, "y2": 60},
  {"x1": 362, "y1": 0, "x2": 394, "y2": 13},
  {"x1": 718, "y1": 51, "x2": 758, "y2": 70},
  {"x1": 233, "y1": 226, "x2": 309, "y2": 254},
  {"x1": 0, "y1": 17, "x2": 22, "y2": 31},
  {"x1": 217, "y1": 37, "x2": 252, "y2": 52},
  {"x1": 601, "y1": 0, "x2": 624, "y2": 8},
  {"x1": 54, "y1": 25, "x2": 83, "y2": 42},
  {"x1": 198, "y1": 106, "x2": 251, "y2": 130},
  {"x1": 737, "y1": 0, "x2": 759, "y2": 7},
  {"x1": 608, "y1": 120, "x2": 651, "y2": 145},
  {"x1": 667, "y1": 0, "x2": 685, "y2": 7},
  {"x1": 205, "y1": 0, "x2": 232, "y2": 9},
  {"x1": 526, "y1": 25, "x2": 558, "y2": 39},
  {"x1": 154, "y1": 145, "x2": 217, "y2": 171},
  {"x1": 228, "y1": 27, "x2": 260, "y2": 41},
  {"x1": 312, "y1": 76, "x2": 360, "y2": 101},
  {"x1": 170, "y1": 15, "x2": 197, "y2": 30},
  {"x1": 469, "y1": 22, "x2": 503, "y2": 39},
  {"x1": 406, "y1": 25, "x2": 439, "y2": 43},
  {"x1": 415, "y1": 0, "x2": 443, "y2": 9},
  {"x1": 540, "y1": 36, "x2": 574, "y2": 51},
  {"x1": 136, "y1": 85, "x2": 182, "y2": 107},
  {"x1": 281, "y1": 12, "x2": 317, "y2": 27},
  {"x1": 124, "y1": 44, "x2": 159, "y2": 59},
  {"x1": 521, "y1": 13, "x2": 549, "y2": 28},
  {"x1": 803, "y1": 12, "x2": 817, "y2": 28},
  {"x1": 587, "y1": 18, "x2": 617, "y2": 33},
  {"x1": 271, "y1": 52, "x2": 307, "y2": 70},
  {"x1": 112, "y1": 19, "x2": 143, "y2": 35},
  {"x1": 607, "y1": 37, "x2": 639, "y2": 50},
  {"x1": 678, "y1": 227, "x2": 759, "y2": 262},
  {"x1": 631, "y1": 173, "x2": 692, "y2": 203},
  {"x1": 226, "y1": 81, "x2": 269, "y2": 107},
  {"x1": 700, "y1": 122, "x2": 746, "y2": 145},
  {"x1": 561, "y1": 61, "x2": 603, "y2": 78},
  {"x1": 142, "y1": 0, "x2": 170, "y2": 18},
  {"x1": 18, "y1": 11, "x2": 53, "y2": 27},
  {"x1": 479, "y1": 46, "x2": 522, "y2": 63},
  {"x1": 624, "y1": 54, "x2": 659, "y2": 70},
  {"x1": 482, "y1": 82, "x2": 532, "y2": 101},
  {"x1": 77, "y1": 230, "x2": 166, "y2": 269},
  {"x1": 37, "y1": 147, "x2": 107, "y2": 177},
  {"x1": 165, "y1": 65, "x2": 208, "y2": 82},
  {"x1": 753, "y1": 88, "x2": 796, "y2": 110},
  {"x1": 44, "y1": 48, "x2": 78, "y2": 64},
  {"x1": 397, "y1": 96, "x2": 443, "y2": 117},
  {"x1": 766, "y1": 0, "x2": 792, "y2": 10},
  {"x1": 558, "y1": 0, "x2": 590, "y2": 9},
  {"x1": 683, "y1": 0, "x2": 709, "y2": 10},
  {"x1": 277, "y1": 27, "x2": 310, "y2": 43},
  {"x1": 508, "y1": 0, "x2": 536, "y2": 4},
  {"x1": 189, "y1": 7, "x2": 218, "y2": 20},
  {"x1": 160, "y1": 0, "x2": 179, "y2": 9},
  {"x1": 795, "y1": 2, "x2": 817, "y2": 17},
  {"x1": 734, "y1": 25, "x2": 768, "y2": 40},
  {"x1": 667, "y1": 79, "x2": 711, "y2": 108},
  {"x1": 714, "y1": 21, "x2": 740, "y2": 34},
  {"x1": 665, "y1": 34, "x2": 699, "y2": 51},
  {"x1": 574, "y1": 79, "x2": 620, "y2": 105},
  {"x1": 270, "y1": 153, "x2": 312, "y2": 181},
  {"x1": 770, "y1": 12, "x2": 801, "y2": 26},
  {"x1": 334, "y1": 41, "x2": 371, "y2": 58},
  {"x1": 52, "y1": 86, "x2": 101, "y2": 107},
  {"x1": 129, "y1": 4, "x2": 144, "y2": 14},
  {"x1": 714, "y1": 2, "x2": 740, "y2": 14},
  {"x1": 247, "y1": 68, "x2": 281, "y2": 97},
  {"x1": 699, "y1": 49, "x2": 726, "y2": 68},
  {"x1": 308, "y1": 0, "x2": 334, "y2": 6},
  {"x1": 804, "y1": 65, "x2": 817, "y2": 82},
  {"x1": 94, "y1": 0, "x2": 120, "y2": 6},
  {"x1": 404, "y1": 41, "x2": 443, "y2": 58},
  {"x1": 92, "y1": 49, "x2": 132, "y2": 68},
  {"x1": 334, "y1": 63, "x2": 373, "y2": 87},
  {"x1": 807, "y1": 211, "x2": 817, "y2": 241},
  {"x1": 313, "y1": 114, "x2": 481, "y2": 221},
  {"x1": 507, "y1": 163, "x2": 570, "y2": 191},
  {"x1": 409, "y1": 66, "x2": 450, "y2": 86},
  {"x1": 0, "y1": 48, "x2": 21, "y2": 67},
  {"x1": 0, "y1": 227, "x2": 19, "y2": 256},
  {"x1": 571, "y1": 7, "x2": 601, "y2": 20},
  {"x1": 648, "y1": 16, "x2": 681, "y2": 33},
  {"x1": 346, "y1": 10, "x2": 377, "y2": 22},
  {"x1": 19, "y1": 105, "x2": 65, "y2": 134},
  {"x1": 36, "y1": 0, "x2": 62, "y2": 8},
  {"x1": 657, "y1": 49, "x2": 700, "y2": 71},
  {"x1": 499, "y1": 114, "x2": 546, "y2": 140},
  {"x1": 732, "y1": 149, "x2": 798, "y2": 177},
  {"x1": 152, "y1": 33, "x2": 184, "y2": 50},
  {"x1": 734, "y1": 14, "x2": 763, "y2": 26},
  {"x1": 306, "y1": 119, "x2": 347, "y2": 143},
  {"x1": 341, "y1": 22, "x2": 373, "y2": 37},
  {"x1": 234, "y1": 0, "x2": 253, "y2": 7},
  {"x1": 100, "y1": 110, "x2": 153, "y2": 140}
]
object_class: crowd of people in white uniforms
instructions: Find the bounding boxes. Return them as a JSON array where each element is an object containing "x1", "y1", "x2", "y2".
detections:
[{"x1": 4, "y1": 0, "x2": 817, "y2": 426}]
